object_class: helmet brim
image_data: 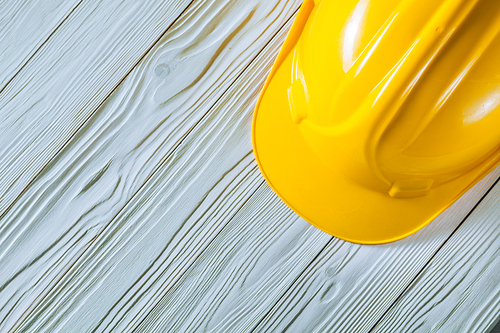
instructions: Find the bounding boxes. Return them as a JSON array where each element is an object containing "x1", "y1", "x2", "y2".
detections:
[{"x1": 253, "y1": 32, "x2": 498, "y2": 244}]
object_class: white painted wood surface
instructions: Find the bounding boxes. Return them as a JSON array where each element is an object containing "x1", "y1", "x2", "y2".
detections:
[
  {"x1": 0, "y1": 0, "x2": 192, "y2": 216},
  {"x1": 1, "y1": 0, "x2": 500, "y2": 332},
  {"x1": 373, "y1": 179, "x2": 500, "y2": 333},
  {"x1": 136, "y1": 184, "x2": 330, "y2": 333},
  {"x1": 0, "y1": 0, "x2": 81, "y2": 91},
  {"x1": 137, "y1": 167, "x2": 500, "y2": 333},
  {"x1": 254, "y1": 169, "x2": 500, "y2": 333},
  {"x1": 0, "y1": 0, "x2": 301, "y2": 331}
]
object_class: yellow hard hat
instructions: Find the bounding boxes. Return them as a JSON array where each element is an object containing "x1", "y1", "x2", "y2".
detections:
[{"x1": 252, "y1": 0, "x2": 500, "y2": 244}]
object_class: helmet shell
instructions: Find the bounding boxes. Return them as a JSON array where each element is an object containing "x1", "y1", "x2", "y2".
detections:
[
  {"x1": 252, "y1": 0, "x2": 500, "y2": 243},
  {"x1": 295, "y1": 0, "x2": 500, "y2": 196}
]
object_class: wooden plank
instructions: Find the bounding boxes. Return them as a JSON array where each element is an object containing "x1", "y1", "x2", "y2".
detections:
[
  {"x1": 0, "y1": 0, "x2": 81, "y2": 91},
  {"x1": 6, "y1": 2, "x2": 497, "y2": 330},
  {"x1": 0, "y1": 1, "x2": 301, "y2": 331},
  {"x1": 373, "y1": 180, "x2": 500, "y2": 333},
  {"x1": 4, "y1": 1, "x2": 497, "y2": 331},
  {"x1": 137, "y1": 169, "x2": 500, "y2": 333},
  {"x1": 0, "y1": 0, "x2": 193, "y2": 217},
  {"x1": 13, "y1": 17, "x2": 298, "y2": 330},
  {"x1": 136, "y1": 184, "x2": 330, "y2": 333},
  {"x1": 18, "y1": 156, "x2": 266, "y2": 333},
  {"x1": 250, "y1": 169, "x2": 500, "y2": 333}
]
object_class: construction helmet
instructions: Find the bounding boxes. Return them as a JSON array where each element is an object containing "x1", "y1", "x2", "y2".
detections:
[{"x1": 252, "y1": 0, "x2": 500, "y2": 244}]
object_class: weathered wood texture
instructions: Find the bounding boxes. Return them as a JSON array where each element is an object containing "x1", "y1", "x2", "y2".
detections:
[
  {"x1": 253, "y1": 174, "x2": 500, "y2": 333},
  {"x1": 373, "y1": 180, "x2": 500, "y2": 333},
  {"x1": 141, "y1": 167, "x2": 500, "y2": 333},
  {"x1": 0, "y1": 0, "x2": 192, "y2": 217},
  {"x1": 0, "y1": 0, "x2": 81, "y2": 91},
  {"x1": 136, "y1": 183, "x2": 330, "y2": 333},
  {"x1": 0, "y1": 0, "x2": 301, "y2": 331},
  {"x1": 2, "y1": 0, "x2": 500, "y2": 332}
]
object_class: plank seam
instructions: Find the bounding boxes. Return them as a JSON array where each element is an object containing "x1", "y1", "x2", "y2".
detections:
[
  {"x1": 8, "y1": 235, "x2": 97, "y2": 333},
  {"x1": 127, "y1": 8, "x2": 304, "y2": 331},
  {"x1": 11, "y1": 3, "x2": 299, "y2": 331},
  {"x1": 91, "y1": 153, "x2": 262, "y2": 332},
  {"x1": 0, "y1": 0, "x2": 85, "y2": 95},
  {"x1": 0, "y1": 0, "x2": 195, "y2": 223},
  {"x1": 367, "y1": 175, "x2": 500, "y2": 333},
  {"x1": 130, "y1": 177, "x2": 267, "y2": 333},
  {"x1": 250, "y1": 239, "x2": 334, "y2": 332},
  {"x1": 6, "y1": 2, "x2": 199, "y2": 331}
]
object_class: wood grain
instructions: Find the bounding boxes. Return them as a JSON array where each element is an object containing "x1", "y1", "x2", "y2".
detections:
[
  {"x1": 250, "y1": 168, "x2": 500, "y2": 333},
  {"x1": 3, "y1": 0, "x2": 499, "y2": 331},
  {"x1": 18, "y1": 156, "x2": 265, "y2": 333},
  {"x1": 0, "y1": 0, "x2": 193, "y2": 217},
  {"x1": 136, "y1": 183, "x2": 330, "y2": 333},
  {"x1": 0, "y1": 0, "x2": 81, "y2": 91},
  {"x1": 0, "y1": 0, "x2": 301, "y2": 331},
  {"x1": 14, "y1": 18, "x2": 298, "y2": 330},
  {"x1": 373, "y1": 180, "x2": 500, "y2": 333}
]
